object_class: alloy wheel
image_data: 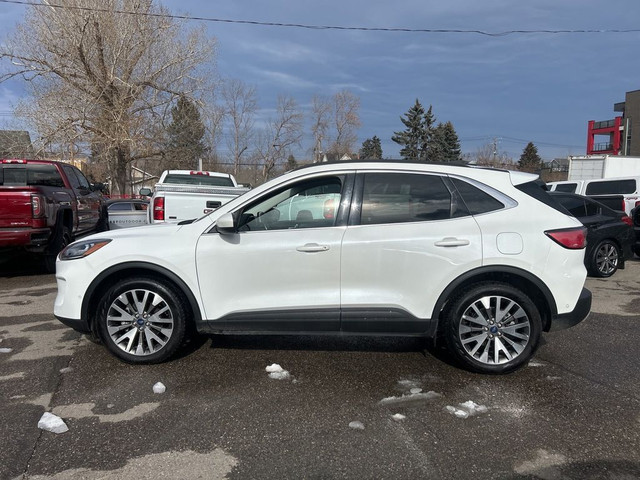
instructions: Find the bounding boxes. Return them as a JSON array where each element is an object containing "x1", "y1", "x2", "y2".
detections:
[
  {"x1": 106, "y1": 288, "x2": 175, "y2": 356},
  {"x1": 595, "y1": 242, "x2": 618, "y2": 276},
  {"x1": 458, "y1": 295, "x2": 531, "y2": 365}
]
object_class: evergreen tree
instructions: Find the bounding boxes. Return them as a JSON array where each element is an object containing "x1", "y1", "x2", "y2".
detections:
[
  {"x1": 442, "y1": 121, "x2": 462, "y2": 162},
  {"x1": 286, "y1": 154, "x2": 298, "y2": 171},
  {"x1": 392, "y1": 99, "x2": 427, "y2": 161},
  {"x1": 360, "y1": 135, "x2": 383, "y2": 159},
  {"x1": 423, "y1": 105, "x2": 437, "y2": 161},
  {"x1": 518, "y1": 142, "x2": 543, "y2": 172},
  {"x1": 165, "y1": 96, "x2": 208, "y2": 170}
]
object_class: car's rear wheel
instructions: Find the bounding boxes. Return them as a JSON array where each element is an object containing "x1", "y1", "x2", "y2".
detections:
[
  {"x1": 590, "y1": 240, "x2": 620, "y2": 278},
  {"x1": 442, "y1": 282, "x2": 542, "y2": 374},
  {"x1": 97, "y1": 277, "x2": 187, "y2": 364}
]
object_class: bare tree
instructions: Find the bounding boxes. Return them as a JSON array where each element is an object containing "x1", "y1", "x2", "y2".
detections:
[
  {"x1": 310, "y1": 94, "x2": 331, "y2": 163},
  {"x1": 256, "y1": 95, "x2": 303, "y2": 181},
  {"x1": 331, "y1": 90, "x2": 361, "y2": 158},
  {"x1": 222, "y1": 78, "x2": 257, "y2": 176},
  {"x1": 472, "y1": 143, "x2": 515, "y2": 168},
  {"x1": 0, "y1": 0, "x2": 215, "y2": 194}
]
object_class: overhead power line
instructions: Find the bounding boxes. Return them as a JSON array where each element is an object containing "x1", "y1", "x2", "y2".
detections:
[{"x1": 1, "y1": 0, "x2": 639, "y2": 37}]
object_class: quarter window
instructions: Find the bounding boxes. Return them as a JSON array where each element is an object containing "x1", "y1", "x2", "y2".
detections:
[
  {"x1": 451, "y1": 178, "x2": 505, "y2": 215},
  {"x1": 360, "y1": 173, "x2": 458, "y2": 225}
]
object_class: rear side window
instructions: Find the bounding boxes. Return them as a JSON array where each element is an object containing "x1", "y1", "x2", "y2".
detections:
[
  {"x1": 0, "y1": 164, "x2": 65, "y2": 187},
  {"x1": 516, "y1": 180, "x2": 567, "y2": 214},
  {"x1": 164, "y1": 174, "x2": 234, "y2": 187},
  {"x1": 450, "y1": 178, "x2": 504, "y2": 215},
  {"x1": 585, "y1": 179, "x2": 636, "y2": 195},
  {"x1": 361, "y1": 172, "x2": 461, "y2": 225},
  {"x1": 554, "y1": 183, "x2": 577, "y2": 193}
]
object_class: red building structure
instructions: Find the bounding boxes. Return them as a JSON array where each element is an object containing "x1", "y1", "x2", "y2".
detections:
[{"x1": 586, "y1": 116, "x2": 623, "y2": 155}]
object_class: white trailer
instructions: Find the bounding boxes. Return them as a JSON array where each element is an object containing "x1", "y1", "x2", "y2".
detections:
[{"x1": 568, "y1": 155, "x2": 640, "y2": 180}]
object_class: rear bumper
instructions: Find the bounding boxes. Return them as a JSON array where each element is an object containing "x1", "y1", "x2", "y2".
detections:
[
  {"x1": 0, "y1": 228, "x2": 51, "y2": 248},
  {"x1": 549, "y1": 287, "x2": 592, "y2": 331},
  {"x1": 55, "y1": 315, "x2": 91, "y2": 334}
]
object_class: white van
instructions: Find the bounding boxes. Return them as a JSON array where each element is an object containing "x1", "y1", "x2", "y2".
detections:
[{"x1": 548, "y1": 177, "x2": 640, "y2": 215}]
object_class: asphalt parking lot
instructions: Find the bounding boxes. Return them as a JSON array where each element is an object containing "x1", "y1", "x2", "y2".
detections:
[{"x1": 1, "y1": 256, "x2": 639, "y2": 479}]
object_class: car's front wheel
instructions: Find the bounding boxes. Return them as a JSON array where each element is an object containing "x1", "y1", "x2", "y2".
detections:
[
  {"x1": 442, "y1": 282, "x2": 542, "y2": 374},
  {"x1": 590, "y1": 240, "x2": 620, "y2": 278},
  {"x1": 97, "y1": 277, "x2": 187, "y2": 364}
]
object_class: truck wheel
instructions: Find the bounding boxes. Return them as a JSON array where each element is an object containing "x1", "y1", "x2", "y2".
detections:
[
  {"x1": 43, "y1": 226, "x2": 71, "y2": 273},
  {"x1": 96, "y1": 277, "x2": 187, "y2": 364},
  {"x1": 441, "y1": 282, "x2": 542, "y2": 374}
]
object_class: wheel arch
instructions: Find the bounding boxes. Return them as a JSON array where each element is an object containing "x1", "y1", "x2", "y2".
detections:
[
  {"x1": 431, "y1": 266, "x2": 557, "y2": 335},
  {"x1": 81, "y1": 262, "x2": 203, "y2": 337}
]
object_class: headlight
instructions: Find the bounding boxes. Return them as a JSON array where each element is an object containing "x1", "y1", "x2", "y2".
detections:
[{"x1": 59, "y1": 239, "x2": 112, "y2": 260}]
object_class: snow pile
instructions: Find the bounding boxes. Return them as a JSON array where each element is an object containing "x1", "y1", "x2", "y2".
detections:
[
  {"x1": 391, "y1": 413, "x2": 406, "y2": 421},
  {"x1": 409, "y1": 388, "x2": 422, "y2": 394},
  {"x1": 446, "y1": 401, "x2": 488, "y2": 419},
  {"x1": 153, "y1": 382, "x2": 166, "y2": 394},
  {"x1": 348, "y1": 421, "x2": 365, "y2": 430},
  {"x1": 265, "y1": 363, "x2": 291, "y2": 380},
  {"x1": 38, "y1": 412, "x2": 68, "y2": 434},
  {"x1": 379, "y1": 390, "x2": 441, "y2": 406},
  {"x1": 0, "y1": 348, "x2": 13, "y2": 354}
]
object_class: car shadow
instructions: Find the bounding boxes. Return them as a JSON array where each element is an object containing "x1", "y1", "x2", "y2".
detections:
[{"x1": 0, "y1": 252, "x2": 49, "y2": 277}]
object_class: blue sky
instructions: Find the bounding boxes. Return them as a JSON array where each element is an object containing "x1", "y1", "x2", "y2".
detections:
[{"x1": 1, "y1": 0, "x2": 640, "y2": 162}]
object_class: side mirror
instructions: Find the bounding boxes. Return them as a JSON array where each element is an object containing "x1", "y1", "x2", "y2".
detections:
[
  {"x1": 139, "y1": 188, "x2": 152, "y2": 197},
  {"x1": 216, "y1": 212, "x2": 236, "y2": 234}
]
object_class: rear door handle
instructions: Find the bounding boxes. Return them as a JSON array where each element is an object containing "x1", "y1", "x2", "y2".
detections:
[
  {"x1": 297, "y1": 243, "x2": 330, "y2": 253},
  {"x1": 434, "y1": 237, "x2": 470, "y2": 247}
]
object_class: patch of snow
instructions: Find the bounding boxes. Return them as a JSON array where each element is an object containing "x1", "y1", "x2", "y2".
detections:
[
  {"x1": 107, "y1": 404, "x2": 114, "y2": 409},
  {"x1": 348, "y1": 421, "x2": 365, "y2": 430},
  {"x1": 38, "y1": 412, "x2": 68, "y2": 434},
  {"x1": 268, "y1": 371, "x2": 291, "y2": 380},
  {"x1": 265, "y1": 363, "x2": 284, "y2": 373},
  {"x1": 266, "y1": 363, "x2": 292, "y2": 380},
  {"x1": 11, "y1": 395, "x2": 26, "y2": 399},
  {"x1": 379, "y1": 391, "x2": 441, "y2": 406},
  {"x1": 409, "y1": 387, "x2": 422, "y2": 394},
  {"x1": 59, "y1": 367, "x2": 73, "y2": 374},
  {"x1": 528, "y1": 360, "x2": 546, "y2": 367},
  {"x1": 391, "y1": 413, "x2": 406, "y2": 421},
  {"x1": 446, "y1": 400, "x2": 489, "y2": 418},
  {"x1": 153, "y1": 382, "x2": 166, "y2": 394},
  {"x1": 546, "y1": 376, "x2": 561, "y2": 381},
  {"x1": 0, "y1": 347, "x2": 13, "y2": 353},
  {"x1": 398, "y1": 379, "x2": 419, "y2": 389}
]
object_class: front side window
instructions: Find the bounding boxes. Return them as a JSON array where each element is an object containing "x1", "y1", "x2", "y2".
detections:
[
  {"x1": 361, "y1": 173, "x2": 459, "y2": 225},
  {"x1": 238, "y1": 176, "x2": 343, "y2": 231}
]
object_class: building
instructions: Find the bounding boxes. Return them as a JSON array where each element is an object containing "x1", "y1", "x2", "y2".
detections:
[{"x1": 587, "y1": 89, "x2": 640, "y2": 156}]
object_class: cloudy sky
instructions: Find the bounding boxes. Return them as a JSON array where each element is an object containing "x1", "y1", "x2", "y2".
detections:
[{"x1": 1, "y1": 0, "x2": 639, "y2": 162}]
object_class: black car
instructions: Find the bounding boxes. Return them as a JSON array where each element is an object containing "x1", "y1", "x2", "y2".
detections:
[
  {"x1": 551, "y1": 192, "x2": 634, "y2": 277},
  {"x1": 631, "y1": 206, "x2": 640, "y2": 258}
]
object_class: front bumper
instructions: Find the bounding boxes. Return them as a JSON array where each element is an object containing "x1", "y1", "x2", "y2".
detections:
[{"x1": 548, "y1": 287, "x2": 592, "y2": 331}]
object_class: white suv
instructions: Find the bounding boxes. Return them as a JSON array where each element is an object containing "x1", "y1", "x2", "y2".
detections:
[{"x1": 54, "y1": 162, "x2": 591, "y2": 374}]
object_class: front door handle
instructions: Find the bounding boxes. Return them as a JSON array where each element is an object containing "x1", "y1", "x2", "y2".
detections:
[
  {"x1": 296, "y1": 243, "x2": 330, "y2": 253},
  {"x1": 434, "y1": 237, "x2": 470, "y2": 247}
]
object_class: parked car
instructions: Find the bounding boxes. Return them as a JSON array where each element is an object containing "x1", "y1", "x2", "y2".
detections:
[
  {"x1": 550, "y1": 192, "x2": 634, "y2": 277},
  {"x1": 631, "y1": 206, "x2": 640, "y2": 258},
  {"x1": 53, "y1": 161, "x2": 591, "y2": 374},
  {"x1": 0, "y1": 158, "x2": 107, "y2": 272},
  {"x1": 106, "y1": 199, "x2": 149, "y2": 229}
]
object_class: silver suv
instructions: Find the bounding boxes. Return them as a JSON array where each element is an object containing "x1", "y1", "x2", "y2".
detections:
[{"x1": 54, "y1": 162, "x2": 591, "y2": 374}]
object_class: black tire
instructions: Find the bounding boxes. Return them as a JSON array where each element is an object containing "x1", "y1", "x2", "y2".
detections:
[
  {"x1": 590, "y1": 240, "x2": 620, "y2": 278},
  {"x1": 441, "y1": 282, "x2": 542, "y2": 374},
  {"x1": 43, "y1": 225, "x2": 72, "y2": 273},
  {"x1": 96, "y1": 277, "x2": 187, "y2": 364},
  {"x1": 634, "y1": 246, "x2": 640, "y2": 258}
]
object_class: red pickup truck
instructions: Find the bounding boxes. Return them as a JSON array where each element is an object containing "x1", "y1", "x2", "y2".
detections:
[{"x1": 0, "y1": 159, "x2": 107, "y2": 272}]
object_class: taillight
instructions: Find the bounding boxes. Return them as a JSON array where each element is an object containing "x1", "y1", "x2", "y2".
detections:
[
  {"x1": 153, "y1": 197, "x2": 165, "y2": 221},
  {"x1": 31, "y1": 194, "x2": 44, "y2": 218},
  {"x1": 545, "y1": 227, "x2": 587, "y2": 249},
  {"x1": 2, "y1": 159, "x2": 27, "y2": 164},
  {"x1": 621, "y1": 215, "x2": 633, "y2": 227},
  {"x1": 635, "y1": 200, "x2": 640, "y2": 208}
]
